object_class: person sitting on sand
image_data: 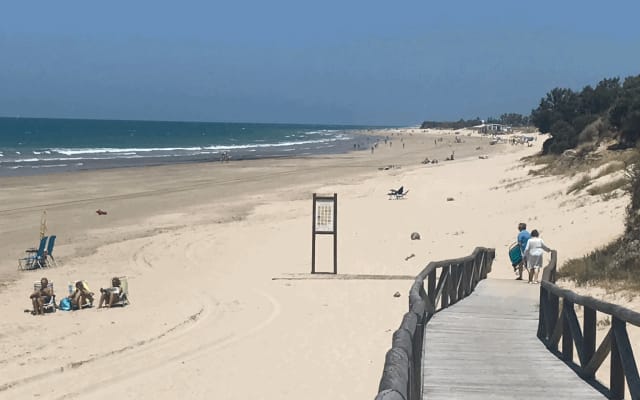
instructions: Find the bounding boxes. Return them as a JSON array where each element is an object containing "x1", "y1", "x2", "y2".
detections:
[
  {"x1": 30, "y1": 277, "x2": 53, "y2": 315},
  {"x1": 98, "y1": 277, "x2": 121, "y2": 308},
  {"x1": 70, "y1": 280, "x2": 94, "y2": 310}
]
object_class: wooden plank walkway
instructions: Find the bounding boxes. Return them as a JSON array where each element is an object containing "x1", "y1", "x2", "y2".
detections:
[{"x1": 422, "y1": 279, "x2": 607, "y2": 399}]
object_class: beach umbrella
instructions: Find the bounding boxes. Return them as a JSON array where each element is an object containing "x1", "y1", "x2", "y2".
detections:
[{"x1": 40, "y1": 210, "x2": 47, "y2": 239}]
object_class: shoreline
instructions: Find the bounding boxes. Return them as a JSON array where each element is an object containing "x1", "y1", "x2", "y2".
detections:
[{"x1": 0, "y1": 130, "x2": 382, "y2": 178}]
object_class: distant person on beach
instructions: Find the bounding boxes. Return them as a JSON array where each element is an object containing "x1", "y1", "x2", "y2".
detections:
[
  {"x1": 30, "y1": 277, "x2": 53, "y2": 315},
  {"x1": 524, "y1": 230, "x2": 553, "y2": 284},
  {"x1": 98, "y1": 277, "x2": 121, "y2": 308},
  {"x1": 515, "y1": 223, "x2": 530, "y2": 280}
]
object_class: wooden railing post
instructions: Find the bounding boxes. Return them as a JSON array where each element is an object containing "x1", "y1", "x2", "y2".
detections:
[
  {"x1": 457, "y1": 262, "x2": 466, "y2": 300},
  {"x1": 467, "y1": 259, "x2": 472, "y2": 294},
  {"x1": 441, "y1": 265, "x2": 450, "y2": 309},
  {"x1": 470, "y1": 254, "x2": 477, "y2": 288},
  {"x1": 548, "y1": 293, "x2": 560, "y2": 352},
  {"x1": 583, "y1": 307, "x2": 596, "y2": 368},
  {"x1": 428, "y1": 269, "x2": 436, "y2": 313},
  {"x1": 479, "y1": 251, "x2": 487, "y2": 279},
  {"x1": 450, "y1": 264, "x2": 459, "y2": 304},
  {"x1": 537, "y1": 285, "x2": 547, "y2": 340},
  {"x1": 562, "y1": 300, "x2": 573, "y2": 362},
  {"x1": 610, "y1": 316, "x2": 625, "y2": 400},
  {"x1": 418, "y1": 279, "x2": 427, "y2": 303}
]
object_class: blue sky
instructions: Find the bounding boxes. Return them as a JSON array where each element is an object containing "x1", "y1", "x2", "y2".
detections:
[{"x1": 1, "y1": 1, "x2": 639, "y2": 125}]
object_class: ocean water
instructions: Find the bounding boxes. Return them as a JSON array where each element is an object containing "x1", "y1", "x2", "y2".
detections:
[{"x1": 0, "y1": 117, "x2": 377, "y2": 176}]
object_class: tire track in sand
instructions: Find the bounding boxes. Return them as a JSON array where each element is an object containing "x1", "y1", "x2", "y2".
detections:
[{"x1": 2, "y1": 228, "x2": 282, "y2": 399}]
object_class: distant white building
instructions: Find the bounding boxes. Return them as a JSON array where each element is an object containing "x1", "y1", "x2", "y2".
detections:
[{"x1": 473, "y1": 123, "x2": 512, "y2": 134}]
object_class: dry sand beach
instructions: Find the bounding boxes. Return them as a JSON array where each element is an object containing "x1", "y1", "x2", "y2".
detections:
[{"x1": 0, "y1": 128, "x2": 630, "y2": 399}]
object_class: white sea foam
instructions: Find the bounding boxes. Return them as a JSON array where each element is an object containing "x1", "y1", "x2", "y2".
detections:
[
  {"x1": 0, "y1": 132, "x2": 356, "y2": 170},
  {"x1": 202, "y1": 137, "x2": 347, "y2": 151},
  {"x1": 12, "y1": 158, "x2": 40, "y2": 163},
  {"x1": 51, "y1": 147, "x2": 202, "y2": 156},
  {"x1": 5, "y1": 157, "x2": 84, "y2": 163},
  {"x1": 304, "y1": 130, "x2": 337, "y2": 135},
  {"x1": 25, "y1": 132, "x2": 356, "y2": 159},
  {"x1": 33, "y1": 164, "x2": 69, "y2": 168}
]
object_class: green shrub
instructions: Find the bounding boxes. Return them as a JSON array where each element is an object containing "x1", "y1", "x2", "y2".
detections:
[{"x1": 558, "y1": 240, "x2": 631, "y2": 286}]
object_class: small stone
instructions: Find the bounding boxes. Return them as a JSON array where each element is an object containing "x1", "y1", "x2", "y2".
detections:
[
  {"x1": 393, "y1": 292, "x2": 401, "y2": 298},
  {"x1": 410, "y1": 232, "x2": 421, "y2": 240},
  {"x1": 446, "y1": 197, "x2": 455, "y2": 201}
]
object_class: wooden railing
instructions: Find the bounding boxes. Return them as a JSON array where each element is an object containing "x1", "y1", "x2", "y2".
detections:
[
  {"x1": 374, "y1": 247, "x2": 495, "y2": 400},
  {"x1": 538, "y1": 251, "x2": 640, "y2": 399}
]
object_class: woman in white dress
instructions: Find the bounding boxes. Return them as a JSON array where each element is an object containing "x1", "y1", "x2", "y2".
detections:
[{"x1": 523, "y1": 229, "x2": 553, "y2": 284}]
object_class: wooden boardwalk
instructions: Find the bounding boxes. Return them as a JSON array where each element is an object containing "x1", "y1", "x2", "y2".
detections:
[{"x1": 422, "y1": 279, "x2": 607, "y2": 399}]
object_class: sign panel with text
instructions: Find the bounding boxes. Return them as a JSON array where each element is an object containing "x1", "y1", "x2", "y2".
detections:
[{"x1": 311, "y1": 193, "x2": 337, "y2": 274}]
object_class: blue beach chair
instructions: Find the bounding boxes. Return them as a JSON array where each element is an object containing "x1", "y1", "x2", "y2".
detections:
[
  {"x1": 45, "y1": 235, "x2": 57, "y2": 268},
  {"x1": 19, "y1": 236, "x2": 48, "y2": 270}
]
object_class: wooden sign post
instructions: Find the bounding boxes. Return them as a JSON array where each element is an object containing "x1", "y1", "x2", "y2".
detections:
[{"x1": 311, "y1": 193, "x2": 337, "y2": 274}]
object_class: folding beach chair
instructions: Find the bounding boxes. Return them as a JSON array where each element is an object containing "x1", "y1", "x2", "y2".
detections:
[
  {"x1": 387, "y1": 186, "x2": 409, "y2": 200},
  {"x1": 111, "y1": 276, "x2": 130, "y2": 307},
  {"x1": 33, "y1": 280, "x2": 56, "y2": 313},
  {"x1": 387, "y1": 186, "x2": 402, "y2": 199},
  {"x1": 395, "y1": 189, "x2": 409, "y2": 199},
  {"x1": 71, "y1": 280, "x2": 94, "y2": 309},
  {"x1": 19, "y1": 236, "x2": 48, "y2": 270},
  {"x1": 44, "y1": 235, "x2": 57, "y2": 268}
]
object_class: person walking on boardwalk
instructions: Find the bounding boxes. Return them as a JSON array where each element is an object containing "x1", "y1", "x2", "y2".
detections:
[
  {"x1": 524, "y1": 229, "x2": 553, "y2": 284},
  {"x1": 515, "y1": 222, "x2": 531, "y2": 280}
]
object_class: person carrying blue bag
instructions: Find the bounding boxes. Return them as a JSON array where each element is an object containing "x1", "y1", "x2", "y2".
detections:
[{"x1": 514, "y1": 222, "x2": 531, "y2": 280}]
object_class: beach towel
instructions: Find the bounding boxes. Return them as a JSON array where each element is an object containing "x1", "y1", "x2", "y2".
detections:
[{"x1": 508, "y1": 243, "x2": 522, "y2": 267}]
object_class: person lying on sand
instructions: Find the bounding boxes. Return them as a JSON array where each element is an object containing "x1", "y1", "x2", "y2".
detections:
[
  {"x1": 30, "y1": 277, "x2": 53, "y2": 315},
  {"x1": 98, "y1": 277, "x2": 121, "y2": 308},
  {"x1": 70, "y1": 280, "x2": 94, "y2": 310}
]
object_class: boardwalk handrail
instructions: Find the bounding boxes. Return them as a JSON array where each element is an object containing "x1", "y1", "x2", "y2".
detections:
[
  {"x1": 538, "y1": 251, "x2": 640, "y2": 399},
  {"x1": 374, "y1": 247, "x2": 495, "y2": 400}
]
